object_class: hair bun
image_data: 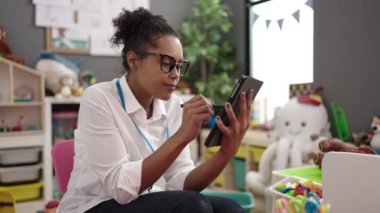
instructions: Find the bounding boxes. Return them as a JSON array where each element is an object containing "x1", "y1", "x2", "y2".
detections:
[{"x1": 111, "y1": 7, "x2": 154, "y2": 47}]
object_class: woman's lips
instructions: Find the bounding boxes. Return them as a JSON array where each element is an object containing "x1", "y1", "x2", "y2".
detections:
[{"x1": 164, "y1": 83, "x2": 176, "y2": 90}]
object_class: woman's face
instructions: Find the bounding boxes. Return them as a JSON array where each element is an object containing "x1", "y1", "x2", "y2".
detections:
[{"x1": 133, "y1": 35, "x2": 184, "y2": 100}]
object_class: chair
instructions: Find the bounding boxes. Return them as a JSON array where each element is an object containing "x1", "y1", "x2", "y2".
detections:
[{"x1": 51, "y1": 139, "x2": 75, "y2": 195}]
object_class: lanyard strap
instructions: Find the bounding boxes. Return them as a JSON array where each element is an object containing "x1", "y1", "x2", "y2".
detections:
[{"x1": 116, "y1": 80, "x2": 169, "y2": 153}]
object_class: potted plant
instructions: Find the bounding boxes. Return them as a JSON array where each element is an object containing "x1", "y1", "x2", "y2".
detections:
[{"x1": 179, "y1": 0, "x2": 241, "y2": 104}]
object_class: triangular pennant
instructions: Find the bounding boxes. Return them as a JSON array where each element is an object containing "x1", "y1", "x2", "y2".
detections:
[
  {"x1": 292, "y1": 10, "x2": 300, "y2": 23},
  {"x1": 265, "y1": 20, "x2": 271, "y2": 29},
  {"x1": 277, "y1": 19, "x2": 284, "y2": 30},
  {"x1": 252, "y1": 12, "x2": 259, "y2": 26},
  {"x1": 305, "y1": 0, "x2": 313, "y2": 9}
]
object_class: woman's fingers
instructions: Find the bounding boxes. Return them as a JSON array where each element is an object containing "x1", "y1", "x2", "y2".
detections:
[
  {"x1": 224, "y1": 102, "x2": 237, "y2": 127},
  {"x1": 238, "y1": 92, "x2": 247, "y2": 130}
]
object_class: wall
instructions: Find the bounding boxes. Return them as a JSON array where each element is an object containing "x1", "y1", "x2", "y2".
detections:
[
  {"x1": 314, "y1": 0, "x2": 380, "y2": 133},
  {"x1": 0, "y1": 0, "x2": 195, "y2": 82},
  {"x1": 0, "y1": 0, "x2": 246, "y2": 82}
]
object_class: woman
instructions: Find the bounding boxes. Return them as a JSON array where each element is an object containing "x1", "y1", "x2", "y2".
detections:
[{"x1": 58, "y1": 8, "x2": 253, "y2": 213}]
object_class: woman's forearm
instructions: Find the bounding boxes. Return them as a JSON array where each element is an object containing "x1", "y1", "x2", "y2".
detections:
[
  {"x1": 183, "y1": 150, "x2": 232, "y2": 191},
  {"x1": 139, "y1": 131, "x2": 188, "y2": 193}
]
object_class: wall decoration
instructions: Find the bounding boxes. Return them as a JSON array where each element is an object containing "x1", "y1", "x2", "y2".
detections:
[{"x1": 34, "y1": 0, "x2": 150, "y2": 56}]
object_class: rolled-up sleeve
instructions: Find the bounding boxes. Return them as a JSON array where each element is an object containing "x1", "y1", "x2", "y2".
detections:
[
  {"x1": 163, "y1": 98, "x2": 195, "y2": 190},
  {"x1": 79, "y1": 86, "x2": 141, "y2": 204}
]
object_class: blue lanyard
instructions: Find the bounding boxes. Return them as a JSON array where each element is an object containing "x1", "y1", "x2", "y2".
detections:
[{"x1": 116, "y1": 80, "x2": 169, "y2": 153}]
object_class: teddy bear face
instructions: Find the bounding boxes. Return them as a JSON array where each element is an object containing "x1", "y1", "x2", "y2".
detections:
[
  {"x1": 371, "y1": 116, "x2": 380, "y2": 133},
  {"x1": 274, "y1": 98, "x2": 330, "y2": 142}
]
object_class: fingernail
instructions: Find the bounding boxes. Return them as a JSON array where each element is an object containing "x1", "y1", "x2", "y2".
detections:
[
  {"x1": 242, "y1": 92, "x2": 245, "y2": 97},
  {"x1": 225, "y1": 103, "x2": 230, "y2": 108}
]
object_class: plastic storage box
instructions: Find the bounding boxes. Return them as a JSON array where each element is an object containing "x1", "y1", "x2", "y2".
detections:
[
  {"x1": 202, "y1": 189, "x2": 255, "y2": 213},
  {"x1": 269, "y1": 176, "x2": 323, "y2": 211},
  {"x1": 0, "y1": 147, "x2": 41, "y2": 166},
  {"x1": 0, "y1": 164, "x2": 41, "y2": 184},
  {"x1": 231, "y1": 158, "x2": 246, "y2": 190},
  {"x1": 0, "y1": 181, "x2": 43, "y2": 202}
]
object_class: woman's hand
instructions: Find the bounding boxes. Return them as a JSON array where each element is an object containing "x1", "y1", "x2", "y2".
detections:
[
  {"x1": 177, "y1": 95, "x2": 214, "y2": 143},
  {"x1": 217, "y1": 90, "x2": 254, "y2": 158}
]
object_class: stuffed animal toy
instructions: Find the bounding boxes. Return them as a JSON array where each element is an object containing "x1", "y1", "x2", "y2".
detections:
[
  {"x1": 35, "y1": 52, "x2": 79, "y2": 95},
  {"x1": 55, "y1": 75, "x2": 75, "y2": 99},
  {"x1": 246, "y1": 87, "x2": 331, "y2": 195},
  {"x1": 309, "y1": 135, "x2": 376, "y2": 167},
  {"x1": 0, "y1": 25, "x2": 25, "y2": 65},
  {"x1": 370, "y1": 116, "x2": 380, "y2": 154}
]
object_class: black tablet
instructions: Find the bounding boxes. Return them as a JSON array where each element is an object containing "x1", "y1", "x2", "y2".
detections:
[{"x1": 204, "y1": 76, "x2": 263, "y2": 147}]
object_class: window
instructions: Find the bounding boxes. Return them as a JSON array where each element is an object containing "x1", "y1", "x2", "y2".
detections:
[{"x1": 249, "y1": 0, "x2": 314, "y2": 123}]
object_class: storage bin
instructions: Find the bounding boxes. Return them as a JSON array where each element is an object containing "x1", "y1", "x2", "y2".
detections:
[
  {"x1": 231, "y1": 158, "x2": 246, "y2": 190},
  {"x1": 269, "y1": 176, "x2": 323, "y2": 212},
  {"x1": 0, "y1": 181, "x2": 43, "y2": 202},
  {"x1": 250, "y1": 146, "x2": 264, "y2": 163},
  {"x1": 202, "y1": 189, "x2": 255, "y2": 213},
  {"x1": 0, "y1": 147, "x2": 41, "y2": 166},
  {"x1": 235, "y1": 145, "x2": 246, "y2": 159},
  {"x1": 0, "y1": 164, "x2": 41, "y2": 184}
]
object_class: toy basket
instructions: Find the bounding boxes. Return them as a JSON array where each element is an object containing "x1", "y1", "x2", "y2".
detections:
[{"x1": 269, "y1": 176, "x2": 325, "y2": 213}]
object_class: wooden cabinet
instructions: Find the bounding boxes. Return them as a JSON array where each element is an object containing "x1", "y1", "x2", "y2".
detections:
[{"x1": 0, "y1": 57, "x2": 45, "y2": 213}]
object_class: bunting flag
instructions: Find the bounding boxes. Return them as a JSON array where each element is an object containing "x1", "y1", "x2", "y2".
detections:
[
  {"x1": 250, "y1": 0, "x2": 313, "y2": 30},
  {"x1": 252, "y1": 12, "x2": 259, "y2": 26},
  {"x1": 265, "y1": 20, "x2": 271, "y2": 29},
  {"x1": 292, "y1": 10, "x2": 300, "y2": 23},
  {"x1": 305, "y1": 0, "x2": 313, "y2": 9},
  {"x1": 277, "y1": 19, "x2": 284, "y2": 30}
]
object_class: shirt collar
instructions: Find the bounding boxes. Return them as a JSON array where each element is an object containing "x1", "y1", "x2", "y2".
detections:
[{"x1": 119, "y1": 74, "x2": 167, "y2": 120}]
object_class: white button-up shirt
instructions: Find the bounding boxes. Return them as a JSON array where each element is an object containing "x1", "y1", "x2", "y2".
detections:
[{"x1": 58, "y1": 75, "x2": 195, "y2": 213}]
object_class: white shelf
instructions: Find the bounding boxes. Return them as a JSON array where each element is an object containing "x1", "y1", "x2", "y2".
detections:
[
  {"x1": 0, "y1": 57, "x2": 47, "y2": 209},
  {"x1": 0, "y1": 134, "x2": 44, "y2": 149},
  {"x1": 16, "y1": 199, "x2": 45, "y2": 213},
  {"x1": 0, "y1": 101, "x2": 43, "y2": 107}
]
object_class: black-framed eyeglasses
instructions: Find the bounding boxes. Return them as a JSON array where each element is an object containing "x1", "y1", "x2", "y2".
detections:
[{"x1": 136, "y1": 51, "x2": 191, "y2": 75}]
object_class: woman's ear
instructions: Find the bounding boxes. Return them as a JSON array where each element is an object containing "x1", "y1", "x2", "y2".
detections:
[{"x1": 126, "y1": 51, "x2": 140, "y2": 71}]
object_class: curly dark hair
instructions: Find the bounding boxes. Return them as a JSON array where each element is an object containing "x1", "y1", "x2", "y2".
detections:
[{"x1": 111, "y1": 7, "x2": 178, "y2": 72}]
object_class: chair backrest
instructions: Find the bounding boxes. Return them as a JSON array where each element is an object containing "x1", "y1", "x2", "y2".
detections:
[{"x1": 51, "y1": 139, "x2": 74, "y2": 194}]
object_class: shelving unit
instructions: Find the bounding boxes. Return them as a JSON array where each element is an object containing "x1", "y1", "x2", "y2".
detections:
[
  {"x1": 199, "y1": 129, "x2": 274, "y2": 191},
  {"x1": 44, "y1": 96, "x2": 80, "y2": 200},
  {"x1": 0, "y1": 57, "x2": 45, "y2": 213}
]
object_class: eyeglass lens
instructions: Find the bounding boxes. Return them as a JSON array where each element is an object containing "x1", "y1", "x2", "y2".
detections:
[{"x1": 160, "y1": 55, "x2": 189, "y2": 74}]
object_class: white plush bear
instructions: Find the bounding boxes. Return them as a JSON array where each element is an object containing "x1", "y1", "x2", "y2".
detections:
[{"x1": 246, "y1": 96, "x2": 331, "y2": 195}]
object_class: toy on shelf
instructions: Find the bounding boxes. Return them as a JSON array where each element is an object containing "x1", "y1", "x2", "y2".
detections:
[
  {"x1": 55, "y1": 75, "x2": 75, "y2": 100},
  {"x1": 370, "y1": 116, "x2": 380, "y2": 154},
  {"x1": 35, "y1": 52, "x2": 80, "y2": 96},
  {"x1": 11, "y1": 115, "x2": 27, "y2": 131},
  {"x1": 79, "y1": 70, "x2": 96, "y2": 89},
  {"x1": 0, "y1": 25, "x2": 26, "y2": 65},
  {"x1": 14, "y1": 85, "x2": 33, "y2": 102},
  {"x1": 0, "y1": 119, "x2": 9, "y2": 132},
  {"x1": 246, "y1": 87, "x2": 331, "y2": 195}
]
